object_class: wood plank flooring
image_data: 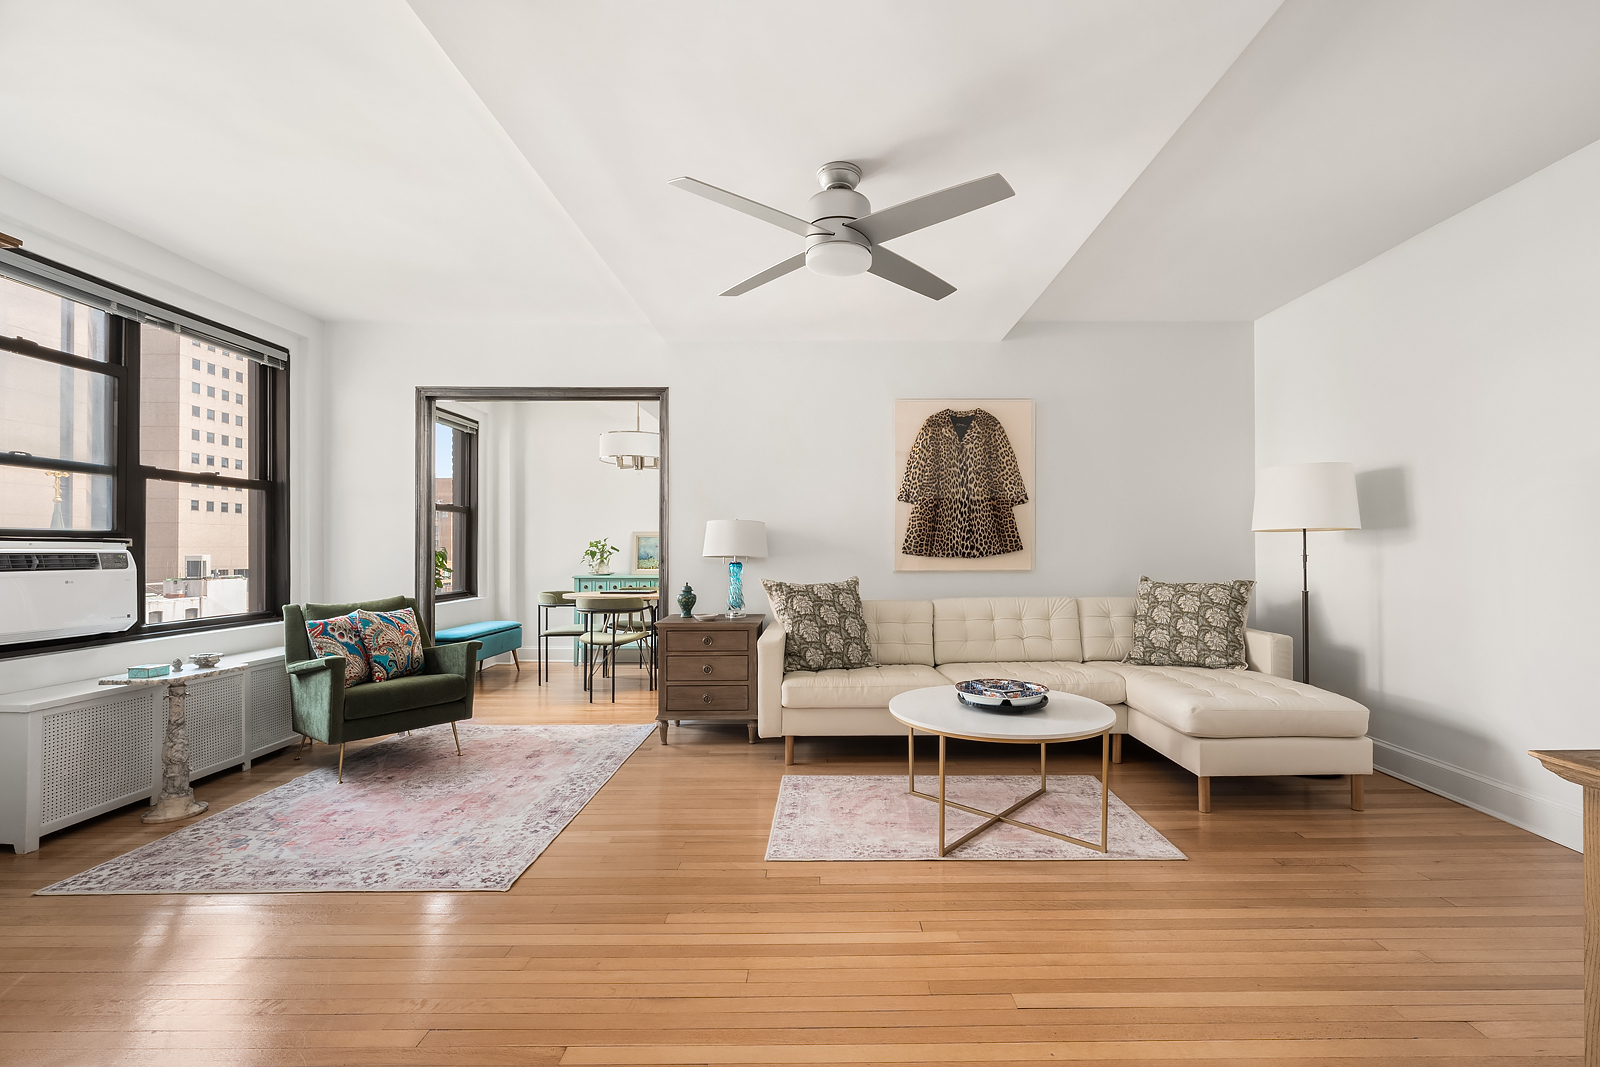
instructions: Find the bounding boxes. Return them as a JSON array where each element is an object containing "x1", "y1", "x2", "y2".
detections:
[{"x1": 0, "y1": 662, "x2": 1582, "y2": 1065}]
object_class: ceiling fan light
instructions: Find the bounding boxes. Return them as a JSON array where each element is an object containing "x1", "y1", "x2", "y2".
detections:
[{"x1": 806, "y1": 241, "x2": 872, "y2": 277}]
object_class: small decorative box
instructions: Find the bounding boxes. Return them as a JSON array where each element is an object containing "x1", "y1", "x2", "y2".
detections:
[{"x1": 127, "y1": 663, "x2": 171, "y2": 679}]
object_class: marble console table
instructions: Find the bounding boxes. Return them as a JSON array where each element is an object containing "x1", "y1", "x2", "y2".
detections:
[
  {"x1": 1530, "y1": 749, "x2": 1600, "y2": 1066},
  {"x1": 100, "y1": 663, "x2": 249, "y2": 824}
]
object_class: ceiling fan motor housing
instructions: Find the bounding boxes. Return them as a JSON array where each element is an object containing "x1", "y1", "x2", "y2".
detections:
[{"x1": 805, "y1": 163, "x2": 872, "y2": 276}]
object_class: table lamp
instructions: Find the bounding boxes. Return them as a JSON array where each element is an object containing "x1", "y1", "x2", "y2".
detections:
[
  {"x1": 702, "y1": 519, "x2": 767, "y2": 617},
  {"x1": 1252, "y1": 462, "x2": 1362, "y2": 685}
]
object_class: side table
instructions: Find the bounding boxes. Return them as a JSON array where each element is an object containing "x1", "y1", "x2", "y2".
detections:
[
  {"x1": 655, "y1": 614, "x2": 763, "y2": 745},
  {"x1": 100, "y1": 663, "x2": 249, "y2": 823},
  {"x1": 1530, "y1": 749, "x2": 1600, "y2": 1066}
]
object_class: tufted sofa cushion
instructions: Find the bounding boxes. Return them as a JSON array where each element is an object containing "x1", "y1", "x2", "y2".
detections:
[
  {"x1": 934, "y1": 661, "x2": 1126, "y2": 706},
  {"x1": 1102, "y1": 664, "x2": 1369, "y2": 738},
  {"x1": 1078, "y1": 596, "x2": 1136, "y2": 662},
  {"x1": 932, "y1": 597, "x2": 1081, "y2": 664},
  {"x1": 781, "y1": 664, "x2": 949, "y2": 708},
  {"x1": 864, "y1": 600, "x2": 935, "y2": 666}
]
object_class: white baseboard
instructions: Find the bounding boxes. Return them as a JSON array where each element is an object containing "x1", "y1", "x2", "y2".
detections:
[{"x1": 1373, "y1": 737, "x2": 1581, "y2": 852}]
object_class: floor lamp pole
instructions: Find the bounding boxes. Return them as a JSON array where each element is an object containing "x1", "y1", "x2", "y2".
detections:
[{"x1": 1300, "y1": 527, "x2": 1310, "y2": 685}]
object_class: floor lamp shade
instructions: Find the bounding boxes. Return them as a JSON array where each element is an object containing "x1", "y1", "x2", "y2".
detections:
[
  {"x1": 1252, "y1": 463, "x2": 1362, "y2": 532},
  {"x1": 703, "y1": 520, "x2": 766, "y2": 617}
]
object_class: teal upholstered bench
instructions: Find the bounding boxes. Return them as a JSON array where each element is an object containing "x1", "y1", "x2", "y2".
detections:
[{"x1": 435, "y1": 620, "x2": 523, "y2": 678}]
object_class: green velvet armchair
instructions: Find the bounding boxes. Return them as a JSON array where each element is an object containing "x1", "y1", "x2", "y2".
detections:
[{"x1": 283, "y1": 595, "x2": 481, "y2": 780}]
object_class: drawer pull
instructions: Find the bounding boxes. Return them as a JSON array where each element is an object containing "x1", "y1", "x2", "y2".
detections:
[
  {"x1": 702, "y1": 694, "x2": 712, "y2": 703},
  {"x1": 702, "y1": 635, "x2": 713, "y2": 646},
  {"x1": 702, "y1": 664, "x2": 713, "y2": 674}
]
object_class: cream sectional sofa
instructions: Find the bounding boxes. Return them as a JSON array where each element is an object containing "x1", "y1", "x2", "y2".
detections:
[{"x1": 756, "y1": 596, "x2": 1372, "y2": 812}]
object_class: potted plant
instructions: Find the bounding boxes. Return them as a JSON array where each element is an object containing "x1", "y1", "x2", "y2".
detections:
[
  {"x1": 433, "y1": 548, "x2": 452, "y2": 590},
  {"x1": 582, "y1": 538, "x2": 619, "y2": 575}
]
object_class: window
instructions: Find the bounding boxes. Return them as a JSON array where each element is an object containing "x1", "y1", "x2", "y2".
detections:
[
  {"x1": 206, "y1": 386, "x2": 215, "y2": 397},
  {"x1": 0, "y1": 251, "x2": 289, "y2": 654},
  {"x1": 221, "y1": 413, "x2": 230, "y2": 424},
  {"x1": 206, "y1": 409, "x2": 214, "y2": 420},
  {"x1": 205, "y1": 455, "x2": 214, "y2": 466},
  {"x1": 206, "y1": 363, "x2": 215, "y2": 374},
  {"x1": 432, "y1": 409, "x2": 477, "y2": 600},
  {"x1": 220, "y1": 368, "x2": 229, "y2": 381},
  {"x1": 205, "y1": 500, "x2": 214, "y2": 512},
  {"x1": 221, "y1": 390, "x2": 229, "y2": 401}
]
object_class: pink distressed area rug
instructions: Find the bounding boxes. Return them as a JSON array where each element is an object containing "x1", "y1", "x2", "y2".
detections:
[
  {"x1": 765, "y1": 774, "x2": 1186, "y2": 861},
  {"x1": 37, "y1": 723, "x2": 655, "y2": 895}
]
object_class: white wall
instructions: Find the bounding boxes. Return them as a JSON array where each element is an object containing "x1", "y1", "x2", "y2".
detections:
[
  {"x1": 324, "y1": 320, "x2": 1257, "y2": 620},
  {"x1": 1255, "y1": 137, "x2": 1600, "y2": 851},
  {"x1": 0, "y1": 176, "x2": 327, "y2": 693}
]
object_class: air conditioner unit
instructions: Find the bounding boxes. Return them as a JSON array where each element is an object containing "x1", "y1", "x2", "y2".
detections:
[{"x1": 0, "y1": 540, "x2": 138, "y2": 644}]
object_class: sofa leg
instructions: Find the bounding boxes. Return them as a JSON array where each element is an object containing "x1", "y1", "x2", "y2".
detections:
[
  {"x1": 451, "y1": 721, "x2": 462, "y2": 756},
  {"x1": 1351, "y1": 774, "x2": 1365, "y2": 811},
  {"x1": 511, "y1": 649, "x2": 521, "y2": 673},
  {"x1": 338, "y1": 743, "x2": 345, "y2": 784},
  {"x1": 1111, "y1": 734, "x2": 1123, "y2": 765},
  {"x1": 785, "y1": 735, "x2": 795, "y2": 766},
  {"x1": 1198, "y1": 775, "x2": 1211, "y2": 813}
]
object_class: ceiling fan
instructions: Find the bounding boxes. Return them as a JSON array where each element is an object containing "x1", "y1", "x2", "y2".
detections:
[{"x1": 668, "y1": 162, "x2": 1014, "y2": 300}]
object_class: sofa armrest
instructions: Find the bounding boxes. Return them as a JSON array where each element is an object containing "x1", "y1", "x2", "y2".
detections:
[
  {"x1": 758, "y1": 623, "x2": 786, "y2": 738},
  {"x1": 285, "y1": 656, "x2": 332, "y2": 676},
  {"x1": 425, "y1": 641, "x2": 480, "y2": 680},
  {"x1": 1245, "y1": 629, "x2": 1294, "y2": 679}
]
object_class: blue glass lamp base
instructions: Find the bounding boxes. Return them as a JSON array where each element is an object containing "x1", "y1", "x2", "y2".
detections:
[{"x1": 726, "y1": 559, "x2": 745, "y2": 617}]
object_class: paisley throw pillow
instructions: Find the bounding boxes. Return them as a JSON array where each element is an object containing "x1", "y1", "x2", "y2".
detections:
[
  {"x1": 305, "y1": 613, "x2": 370, "y2": 687},
  {"x1": 761, "y1": 576, "x2": 876, "y2": 674},
  {"x1": 1125, "y1": 576, "x2": 1254, "y2": 669},
  {"x1": 355, "y1": 607, "x2": 427, "y2": 682}
]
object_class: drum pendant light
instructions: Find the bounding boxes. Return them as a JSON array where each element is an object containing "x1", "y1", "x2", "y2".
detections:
[{"x1": 598, "y1": 402, "x2": 660, "y2": 470}]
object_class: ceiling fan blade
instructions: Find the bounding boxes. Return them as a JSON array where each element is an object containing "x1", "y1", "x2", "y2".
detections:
[
  {"x1": 669, "y1": 177, "x2": 829, "y2": 237},
  {"x1": 867, "y1": 247, "x2": 955, "y2": 301},
  {"x1": 721, "y1": 254, "x2": 807, "y2": 296},
  {"x1": 845, "y1": 173, "x2": 1014, "y2": 245}
]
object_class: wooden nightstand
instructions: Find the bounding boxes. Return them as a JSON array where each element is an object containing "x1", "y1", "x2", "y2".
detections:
[{"x1": 655, "y1": 614, "x2": 764, "y2": 745}]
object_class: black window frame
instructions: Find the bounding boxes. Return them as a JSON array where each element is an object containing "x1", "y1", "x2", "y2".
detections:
[
  {"x1": 0, "y1": 249, "x2": 291, "y2": 659},
  {"x1": 432, "y1": 409, "x2": 478, "y2": 602}
]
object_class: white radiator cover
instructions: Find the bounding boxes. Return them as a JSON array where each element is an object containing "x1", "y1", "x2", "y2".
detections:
[
  {"x1": 0, "y1": 540, "x2": 138, "y2": 643},
  {"x1": 0, "y1": 647, "x2": 294, "y2": 854}
]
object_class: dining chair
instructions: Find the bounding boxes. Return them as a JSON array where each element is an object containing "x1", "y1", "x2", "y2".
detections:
[
  {"x1": 574, "y1": 596, "x2": 653, "y2": 703},
  {"x1": 537, "y1": 590, "x2": 587, "y2": 686}
]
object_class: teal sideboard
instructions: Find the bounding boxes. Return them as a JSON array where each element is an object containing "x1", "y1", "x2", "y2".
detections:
[{"x1": 573, "y1": 574, "x2": 659, "y2": 593}]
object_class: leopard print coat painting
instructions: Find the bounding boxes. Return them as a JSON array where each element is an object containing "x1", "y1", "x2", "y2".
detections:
[{"x1": 897, "y1": 408, "x2": 1028, "y2": 558}]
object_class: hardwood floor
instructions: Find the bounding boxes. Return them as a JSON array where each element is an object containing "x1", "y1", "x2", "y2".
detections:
[{"x1": 0, "y1": 663, "x2": 1582, "y2": 1065}]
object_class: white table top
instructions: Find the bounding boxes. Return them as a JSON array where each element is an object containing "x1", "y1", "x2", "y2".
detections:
[
  {"x1": 888, "y1": 685, "x2": 1115, "y2": 743},
  {"x1": 99, "y1": 662, "x2": 249, "y2": 687}
]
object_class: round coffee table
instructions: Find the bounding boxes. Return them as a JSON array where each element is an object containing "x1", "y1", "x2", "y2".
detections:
[{"x1": 888, "y1": 685, "x2": 1117, "y2": 857}]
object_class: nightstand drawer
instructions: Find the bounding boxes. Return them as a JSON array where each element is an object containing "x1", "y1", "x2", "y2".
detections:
[
  {"x1": 665, "y1": 685, "x2": 750, "y2": 712},
  {"x1": 665, "y1": 630, "x2": 749, "y2": 653},
  {"x1": 665, "y1": 656, "x2": 749, "y2": 682}
]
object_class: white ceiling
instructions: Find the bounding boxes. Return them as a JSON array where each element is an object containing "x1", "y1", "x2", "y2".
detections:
[
  {"x1": 1024, "y1": 0, "x2": 1600, "y2": 322},
  {"x1": 407, "y1": 0, "x2": 1278, "y2": 341},
  {"x1": 0, "y1": 1, "x2": 1596, "y2": 336},
  {"x1": 0, "y1": 0, "x2": 641, "y2": 324}
]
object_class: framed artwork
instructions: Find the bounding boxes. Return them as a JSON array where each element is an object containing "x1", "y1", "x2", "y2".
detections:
[
  {"x1": 631, "y1": 531, "x2": 660, "y2": 574},
  {"x1": 893, "y1": 399, "x2": 1035, "y2": 572}
]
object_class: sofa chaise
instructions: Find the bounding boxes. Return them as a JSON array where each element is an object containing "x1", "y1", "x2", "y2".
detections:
[{"x1": 757, "y1": 596, "x2": 1371, "y2": 812}]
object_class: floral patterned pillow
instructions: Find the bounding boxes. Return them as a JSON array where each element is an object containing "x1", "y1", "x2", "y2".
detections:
[
  {"x1": 355, "y1": 607, "x2": 427, "y2": 682},
  {"x1": 1125, "y1": 576, "x2": 1255, "y2": 669},
  {"x1": 761, "y1": 576, "x2": 876, "y2": 674},
  {"x1": 305, "y1": 612, "x2": 370, "y2": 687}
]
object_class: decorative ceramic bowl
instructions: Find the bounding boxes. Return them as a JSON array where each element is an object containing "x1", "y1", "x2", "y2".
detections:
[
  {"x1": 954, "y1": 678, "x2": 1049, "y2": 711},
  {"x1": 189, "y1": 653, "x2": 223, "y2": 668}
]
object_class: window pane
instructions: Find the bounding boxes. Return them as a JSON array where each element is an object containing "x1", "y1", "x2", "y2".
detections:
[
  {"x1": 0, "y1": 350, "x2": 115, "y2": 471},
  {"x1": 0, "y1": 466, "x2": 113, "y2": 529},
  {"x1": 433, "y1": 509, "x2": 463, "y2": 595},
  {"x1": 144, "y1": 479, "x2": 263, "y2": 622},
  {"x1": 140, "y1": 324, "x2": 252, "y2": 475},
  {"x1": 0, "y1": 274, "x2": 108, "y2": 359},
  {"x1": 434, "y1": 422, "x2": 455, "y2": 504}
]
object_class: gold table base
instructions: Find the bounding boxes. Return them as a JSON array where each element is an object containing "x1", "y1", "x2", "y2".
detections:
[{"x1": 906, "y1": 727, "x2": 1110, "y2": 857}]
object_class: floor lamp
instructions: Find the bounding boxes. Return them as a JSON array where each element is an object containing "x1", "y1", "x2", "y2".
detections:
[{"x1": 1251, "y1": 462, "x2": 1362, "y2": 685}]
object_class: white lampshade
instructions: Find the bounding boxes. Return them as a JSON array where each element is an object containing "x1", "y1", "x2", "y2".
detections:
[
  {"x1": 597, "y1": 429, "x2": 659, "y2": 469},
  {"x1": 702, "y1": 519, "x2": 767, "y2": 559},
  {"x1": 1252, "y1": 462, "x2": 1362, "y2": 532}
]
